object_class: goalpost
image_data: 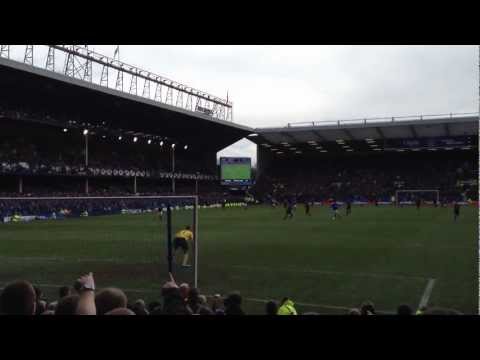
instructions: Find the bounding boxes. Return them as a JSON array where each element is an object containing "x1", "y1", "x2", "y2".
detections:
[
  {"x1": 395, "y1": 190, "x2": 440, "y2": 206},
  {"x1": 0, "y1": 195, "x2": 199, "y2": 288}
]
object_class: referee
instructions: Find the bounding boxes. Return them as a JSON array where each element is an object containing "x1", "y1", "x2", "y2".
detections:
[{"x1": 173, "y1": 226, "x2": 194, "y2": 268}]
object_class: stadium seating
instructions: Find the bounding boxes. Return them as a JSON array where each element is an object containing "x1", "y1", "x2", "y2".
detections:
[
  {"x1": 0, "y1": 135, "x2": 216, "y2": 180},
  {"x1": 253, "y1": 151, "x2": 478, "y2": 204}
]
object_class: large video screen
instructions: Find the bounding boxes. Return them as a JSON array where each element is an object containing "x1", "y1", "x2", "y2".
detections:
[{"x1": 220, "y1": 157, "x2": 252, "y2": 186}]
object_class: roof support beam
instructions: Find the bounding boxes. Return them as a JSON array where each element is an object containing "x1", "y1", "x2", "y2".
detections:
[
  {"x1": 375, "y1": 127, "x2": 385, "y2": 139},
  {"x1": 409, "y1": 125, "x2": 418, "y2": 138},
  {"x1": 283, "y1": 132, "x2": 298, "y2": 143},
  {"x1": 444, "y1": 123, "x2": 450, "y2": 136},
  {"x1": 312, "y1": 130, "x2": 326, "y2": 142},
  {"x1": 343, "y1": 129, "x2": 354, "y2": 141}
]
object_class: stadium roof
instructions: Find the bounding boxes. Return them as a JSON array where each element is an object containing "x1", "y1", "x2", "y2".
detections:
[
  {"x1": 251, "y1": 114, "x2": 478, "y2": 144},
  {"x1": 1, "y1": 55, "x2": 478, "y2": 157},
  {"x1": 0, "y1": 57, "x2": 253, "y2": 153}
]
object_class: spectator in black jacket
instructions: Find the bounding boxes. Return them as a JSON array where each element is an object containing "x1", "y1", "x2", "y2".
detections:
[{"x1": 224, "y1": 292, "x2": 245, "y2": 315}]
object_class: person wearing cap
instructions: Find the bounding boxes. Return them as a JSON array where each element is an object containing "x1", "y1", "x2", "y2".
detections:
[{"x1": 277, "y1": 297, "x2": 297, "y2": 315}]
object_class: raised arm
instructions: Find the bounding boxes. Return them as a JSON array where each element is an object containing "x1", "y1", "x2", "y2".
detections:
[
  {"x1": 169, "y1": 272, "x2": 177, "y2": 286},
  {"x1": 76, "y1": 272, "x2": 96, "y2": 315}
]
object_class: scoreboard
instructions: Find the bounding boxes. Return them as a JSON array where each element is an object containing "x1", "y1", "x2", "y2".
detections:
[{"x1": 220, "y1": 157, "x2": 252, "y2": 186}]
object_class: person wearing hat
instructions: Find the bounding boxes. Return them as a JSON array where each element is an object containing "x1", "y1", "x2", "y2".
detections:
[{"x1": 277, "y1": 297, "x2": 297, "y2": 315}]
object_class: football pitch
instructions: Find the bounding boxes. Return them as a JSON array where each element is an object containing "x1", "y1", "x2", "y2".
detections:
[{"x1": 0, "y1": 205, "x2": 478, "y2": 314}]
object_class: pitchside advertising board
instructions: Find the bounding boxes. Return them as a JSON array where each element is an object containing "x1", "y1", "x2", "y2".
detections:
[{"x1": 220, "y1": 157, "x2": 252, "y2": 186}]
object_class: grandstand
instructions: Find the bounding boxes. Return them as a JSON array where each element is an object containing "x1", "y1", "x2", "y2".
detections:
[
  {"x1": 0, "y1": 49, "x2": 252, "y2": 197},
  {"x1": 251, "y1": 114, "x2": 478, "y2": 205},
  {"x1": 0, "y1": 45, "x2": 478, "y2": 315}
]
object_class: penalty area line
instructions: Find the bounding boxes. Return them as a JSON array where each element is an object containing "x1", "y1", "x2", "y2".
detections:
[
  {"x1": 231, "y1": 264, "x2": 430, "y2": 281},
  {"x1": 417, "y1": 278, "x2": 436, "y2": 311}
]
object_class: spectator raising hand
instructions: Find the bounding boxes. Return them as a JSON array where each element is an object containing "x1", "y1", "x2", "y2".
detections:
[{"x1": 75, "y1": 272, "x2": 96, "y2": 315}]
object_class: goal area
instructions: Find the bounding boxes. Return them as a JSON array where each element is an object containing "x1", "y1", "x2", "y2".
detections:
[
  {"x1": 395, "y1": 190, "x2": 440, "y2": 206},
  {"x1": 0, "y1": 195, "x2": 199, "y2": 296}
]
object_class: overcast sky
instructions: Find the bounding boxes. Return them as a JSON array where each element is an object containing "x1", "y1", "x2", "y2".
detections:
[
  {"x1": 108, "y1": 45, "x2": 478, "y2": 165},
  {"x1": 11, "y1": 45, "x2": 479, "y2": 165}
]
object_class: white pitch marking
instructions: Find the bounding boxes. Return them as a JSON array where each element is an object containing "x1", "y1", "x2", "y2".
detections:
[
  {"x1": 0, "y1": 256, "x2": 430, "y2": 281},
  {"x1": 417, "y1": 278, "x2": 436, "y2": 310},
  {"x1": 231, "y1": 264, "x2": 430, "y2": 281}
]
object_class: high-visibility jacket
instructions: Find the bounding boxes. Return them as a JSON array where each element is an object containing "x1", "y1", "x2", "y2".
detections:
[{"x1": 277, "y1": 299, "x2": 297, "y2": 315}]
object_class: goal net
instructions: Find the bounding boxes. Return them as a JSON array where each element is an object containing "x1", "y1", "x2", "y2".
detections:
[
  {"x1": 0, "y1": 195, "x2": 198, "y2": 301},
  {"x1": 395, "y1": 190, "x2": 440, "y2": 206}
]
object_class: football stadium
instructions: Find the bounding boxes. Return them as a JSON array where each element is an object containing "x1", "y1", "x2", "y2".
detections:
[{"x1": 0, "y1": 45, "x2": 478, "y2": 315}]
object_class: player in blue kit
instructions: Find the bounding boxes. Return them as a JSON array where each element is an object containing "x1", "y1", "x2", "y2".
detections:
[
  {"x1": 331, "y1": 200, "x2": 342, "y2": 220},
  {"x1": 283, "y1": 199, "x2": 294, "y2": 220}
]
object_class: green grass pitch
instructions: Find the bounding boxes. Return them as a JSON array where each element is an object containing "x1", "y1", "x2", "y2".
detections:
[
  {"x1": 0, "y1": 205, "x2": 477, "y2": 314},
  {"x1": 221, "y1": 164, "x2": 251, "y2": 180}
]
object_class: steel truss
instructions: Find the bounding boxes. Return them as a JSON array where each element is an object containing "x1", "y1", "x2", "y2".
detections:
[
  {"x1": 0, "y1": 45, "x2": 233, "y2": 122},
  {"x1": 0, "y1": 45, "x2": 10, "y2": 58},
  {"x1": 24, "y1": 45, "x2": 33, "y2": 65}
]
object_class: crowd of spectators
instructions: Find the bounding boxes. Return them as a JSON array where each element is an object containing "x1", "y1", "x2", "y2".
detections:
[
  {"x1": 0, "y1": 103, "x2": 217, "y2": 180},
  {"x1": 0, "y1": 135, "x2": 217, "y2": 181},
  {"x1": 0, "y1": 188, "x2": 238, "y2": 219},
  {"x1": 253, "y1": 152, "x2": 478, "y2": 204},
  {"x1": 0, "y1": 273, "x2": 462, "y2": 315}
]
